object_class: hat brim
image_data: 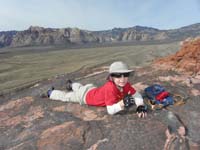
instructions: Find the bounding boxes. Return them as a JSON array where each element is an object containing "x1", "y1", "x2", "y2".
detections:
[{"x1": 110, "y1": 69, "x2": 133, "y2": 73}]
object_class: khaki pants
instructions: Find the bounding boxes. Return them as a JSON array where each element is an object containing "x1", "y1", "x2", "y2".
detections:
[{"x1": 49, "y1": 83, "x2": 96, "y2": 105}]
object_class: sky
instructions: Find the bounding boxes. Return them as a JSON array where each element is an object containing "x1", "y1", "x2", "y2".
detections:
[{"x1": 0, "y1": 0, "x2": 200, "y2": 31}]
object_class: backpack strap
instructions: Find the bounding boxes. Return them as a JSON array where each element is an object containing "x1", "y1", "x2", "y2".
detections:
[
  {"x1": 143, "y1": 97, "x2": 164, "y2": 110},
  {"x1": 172, "y1": 94, "x2": 188, "y2": 106}
]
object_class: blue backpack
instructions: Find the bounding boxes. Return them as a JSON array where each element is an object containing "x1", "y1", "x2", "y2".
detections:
[{"x1": 144, "y1": 84, "x2": 174, "y2": 107}]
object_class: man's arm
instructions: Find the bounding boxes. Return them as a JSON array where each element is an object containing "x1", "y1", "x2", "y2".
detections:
[
  {"x1": 132, "y1": 91, "x2": 144, "y2": 106},
  {"x1": 106, "y1": 100, "x2": 125, "y2": 115}
]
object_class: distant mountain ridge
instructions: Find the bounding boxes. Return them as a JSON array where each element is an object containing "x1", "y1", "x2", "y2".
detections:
[{"x1": 1, "y1": 23, "x2": 200, "y2": 48}]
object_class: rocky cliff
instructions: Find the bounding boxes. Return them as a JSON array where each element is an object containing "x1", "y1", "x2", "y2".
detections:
[
  {"x1": 0, "y1": 31, "x2": 16, "y2": 47},
  {"x1": 154, "y1": 37, "x2": 200, "y2": 75},
  {"x1": 9, "y1": 26, "x2": 98, "y2": 47},
  {"x1": 1, "y1": 23, "x2": 200, "y2": 48}
]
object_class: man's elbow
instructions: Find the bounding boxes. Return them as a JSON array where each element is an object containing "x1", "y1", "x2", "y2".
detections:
[
  {"x1": 106, "y1": 103, "x2": 122, "y2": 115},
  {"x1": 107, "y1": 109, "x2": 116, "y2": 115}
]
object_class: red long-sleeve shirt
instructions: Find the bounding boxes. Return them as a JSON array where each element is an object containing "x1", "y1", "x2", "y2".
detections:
[{"x1": 85, "y1": 80, "x2": 136, "y2": 106}]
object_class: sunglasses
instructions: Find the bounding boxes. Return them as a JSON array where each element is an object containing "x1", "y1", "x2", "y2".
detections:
[{"x1": 111, "y1": 73, "x2": 130, "y2": 78}]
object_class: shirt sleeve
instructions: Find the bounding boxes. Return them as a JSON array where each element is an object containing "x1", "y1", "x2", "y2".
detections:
[
  {"x1": 106, "y1": 103, "x2": 123, "y2": 115},
  {"x1": 132, "y1": 91, "x2": 144, "y2": 106},
  {"x1": 104, "y1": 82, "x2": 119, "y2": 106}
]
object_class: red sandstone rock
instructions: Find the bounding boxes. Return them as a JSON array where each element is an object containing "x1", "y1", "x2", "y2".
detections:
[
  {"x1": 0, "y1": 97, "x2": 44, "y2": 127},
  {"x1": 155, "y1": 38, "x2": 200, "y2": 74},
  {"x1": 37, "y1": 121, "x2": 86, "y2": 150}
]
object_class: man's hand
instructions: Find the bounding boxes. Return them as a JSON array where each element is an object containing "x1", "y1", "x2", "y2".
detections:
[
  {"x1": 136, "y1": 105, "x2": 147, "y2": 118},
  {"x1": 123, "y1": 94, "x2": 135, "y2": 108}
]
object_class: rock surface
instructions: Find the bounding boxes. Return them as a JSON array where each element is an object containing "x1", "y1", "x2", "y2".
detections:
[
  {"x1": 1, "y1": 40, "x2": 200, "y2": 149},
  {"x1": 0, "y1": 63, "x2": 200, "y2": 150}
]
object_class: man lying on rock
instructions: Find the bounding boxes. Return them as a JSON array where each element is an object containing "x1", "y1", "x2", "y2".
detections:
[{"x1": 46, "y1": 61, "x2": 147, "y2": 117}]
